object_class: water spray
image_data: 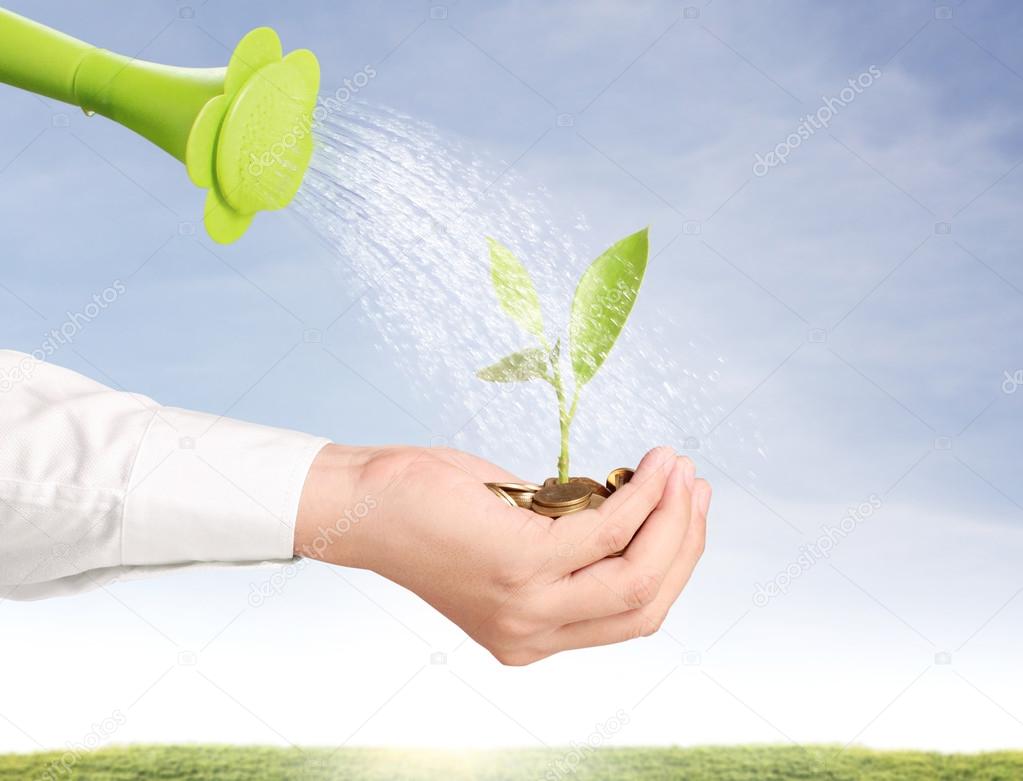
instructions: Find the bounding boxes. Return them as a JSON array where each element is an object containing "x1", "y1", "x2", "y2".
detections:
[{"x1": 0, "y1": 9, "x2": 319, "y2": 243}]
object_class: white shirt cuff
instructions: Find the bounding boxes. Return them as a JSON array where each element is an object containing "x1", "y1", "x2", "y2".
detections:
[{"x1": 123, "y1": 407, "x2": 329, "y2": 567}]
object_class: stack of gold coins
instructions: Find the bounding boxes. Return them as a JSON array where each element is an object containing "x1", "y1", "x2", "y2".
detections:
[
  {"x1": 486, "y1": 469, "x2": 633, "y2": 519},
  {"x1": 486, "y1": 468, "x2": 636, "y2": 555},
  {"x1": 542, "y1": 476, "x2": 611, "y2": 499},
  {"x1": 531, "y1": 482, "x2": 593, "y2": 517}
]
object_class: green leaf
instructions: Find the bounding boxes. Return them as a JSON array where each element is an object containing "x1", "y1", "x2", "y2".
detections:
[
  {"x1": 569, "y1": 227, "x2": 649, "y2": 386},
  {"x1": 487, "y1": 237, "x2": 545, "y2": 338},
  {"x1": 476, "y1": 347, "x2": 551, "y2": 383}
]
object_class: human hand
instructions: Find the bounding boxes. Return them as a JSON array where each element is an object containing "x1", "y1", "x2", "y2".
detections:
[{"x1": 295, "y1": 444, "x2": 710, "y2": 665}]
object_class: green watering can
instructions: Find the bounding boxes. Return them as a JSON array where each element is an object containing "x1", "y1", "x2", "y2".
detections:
[{"x1": 0, "y1": 8, "x2": 320, "y2": 243}]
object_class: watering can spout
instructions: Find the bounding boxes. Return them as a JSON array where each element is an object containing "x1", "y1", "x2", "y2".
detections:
[{"x1": 0, "y1": 9, "x2": 320, "y2": 243}]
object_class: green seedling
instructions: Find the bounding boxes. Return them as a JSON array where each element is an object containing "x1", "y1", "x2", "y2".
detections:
[{"x1": 477, "y1": 228, "x2": 649, "y2": 483}]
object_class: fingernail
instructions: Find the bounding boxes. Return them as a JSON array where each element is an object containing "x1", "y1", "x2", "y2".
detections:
[
  {"x1": 698, "y1": 484, "x2": 711, "y2": 516},
  {"x1": 683, "y1": 461, "x2": 696, "y2": 492},
  {"x1": 656, "y1": 446, "x2": 675, "y2": 471}
]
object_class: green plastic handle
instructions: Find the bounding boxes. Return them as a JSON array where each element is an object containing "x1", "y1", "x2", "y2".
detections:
[
  {"x1": 0, "y1": 8, "x2": 223, "y2": 161},
  {"x1": 74, "y1": 52, "x2": 224, "y2": 162},
  {"x1": 0, "y1": 8, "x2": 91, "y2": 103}
]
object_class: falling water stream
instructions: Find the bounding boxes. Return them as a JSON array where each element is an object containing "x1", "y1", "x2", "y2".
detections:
[{"x1": 292, "y1": 102, "x2": 762, "y2": 482}]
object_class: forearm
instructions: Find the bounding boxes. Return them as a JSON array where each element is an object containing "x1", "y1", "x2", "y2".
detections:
[{"x1": 293, "y1": 443, "x2": 374, "y2": 568}]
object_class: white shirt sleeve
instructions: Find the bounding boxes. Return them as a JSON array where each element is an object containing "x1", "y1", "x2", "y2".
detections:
[{"x1": 0, "y1": 350, "x2": 330, "y2": 600}]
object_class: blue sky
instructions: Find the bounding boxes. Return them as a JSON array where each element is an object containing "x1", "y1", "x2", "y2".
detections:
[{"x1": 1, "y1": 0, "x2": 1022, "y2": 754}]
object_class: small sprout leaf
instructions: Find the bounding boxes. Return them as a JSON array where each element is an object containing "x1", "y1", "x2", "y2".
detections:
[
  {"x1": 476, "y1": 347, "x2": 551, "y2": 383},
  {"x1": 487, "y1": 237, "x2": 545, "y2": 338},
  {"x1": 569, "y1": 227, "x2": 648, "y2": 386}
]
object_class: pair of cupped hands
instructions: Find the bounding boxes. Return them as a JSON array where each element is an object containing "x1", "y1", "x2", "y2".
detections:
[{"x1": 295, "y1": 444, "x2": 711, "y2": 666}]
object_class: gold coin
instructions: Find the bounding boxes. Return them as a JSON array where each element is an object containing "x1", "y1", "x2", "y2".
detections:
[
  {"x1": 569, "y1": 476, "x2": 610, "y2": 499},
  {"x1": 606, "y1": 467, "x2": 635, "y2": 493},
  {"x1": 531, "y1": 502, "x2": 589, "y2": 518},
  {"x1": 485, "y1": 483, "x2": 516, "y2": 507},
  {"x1": 532, "y1": 490, "x2": 605, "y2": 519},
  {"x1": 527, "y1": 483, "x2": 593, "y2": 519},
  {"x1": 487, "y1": 481, "x2": 541, "y2": 494},
  {"x1": 540, "y1": 477, "x2": 610, "y2": 497},
  {"x1": 532, "y1": 482, "x2": 592, "y2": 515},
  {"x1": 485, "y1": 482, "x2": 536, "y2": 510},
  {"x1": 534, "y1": 482, "x2": 592, "y2": 507},
  {"x1": 513, "y1": 496, "x2": 533, "y2": 510}
]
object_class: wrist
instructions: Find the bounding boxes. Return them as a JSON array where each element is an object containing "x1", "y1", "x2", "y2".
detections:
[{"x1": 294, "y1": 443, "x2": 375, "y2": 567}]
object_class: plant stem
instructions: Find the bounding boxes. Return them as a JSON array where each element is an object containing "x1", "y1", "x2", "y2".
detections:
[
  {"x1": 558, "y1": 389, "x2": 579, "y2": 483},
  {"x1": 557, "y1": 422, "x2": 569, "y2": 482},
  {"x1": 547, "y1": 340, "x2": 572, "y2": 483}
]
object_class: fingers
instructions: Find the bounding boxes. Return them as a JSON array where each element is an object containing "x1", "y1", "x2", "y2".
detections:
[
  {"x1": 539, "y1": 457, "x2": 693, "y2": 624},
  {"x1": 544, "y1": 478, "x2": 710, "y2": 654},
  {"x1": 552, "y1": 446, "x2": 678, "y2": 572}
]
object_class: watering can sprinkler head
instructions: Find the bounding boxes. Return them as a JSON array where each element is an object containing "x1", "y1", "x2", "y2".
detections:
[
  {"x1": 0, "y1": 10, "x2": 320, "y2": 243},
  {"x1": 184, "y1": 28, "x2": 320, "y2": 243},
  {"x1": 187, "y1": 28, "x2": 320, "y2": 243}
]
